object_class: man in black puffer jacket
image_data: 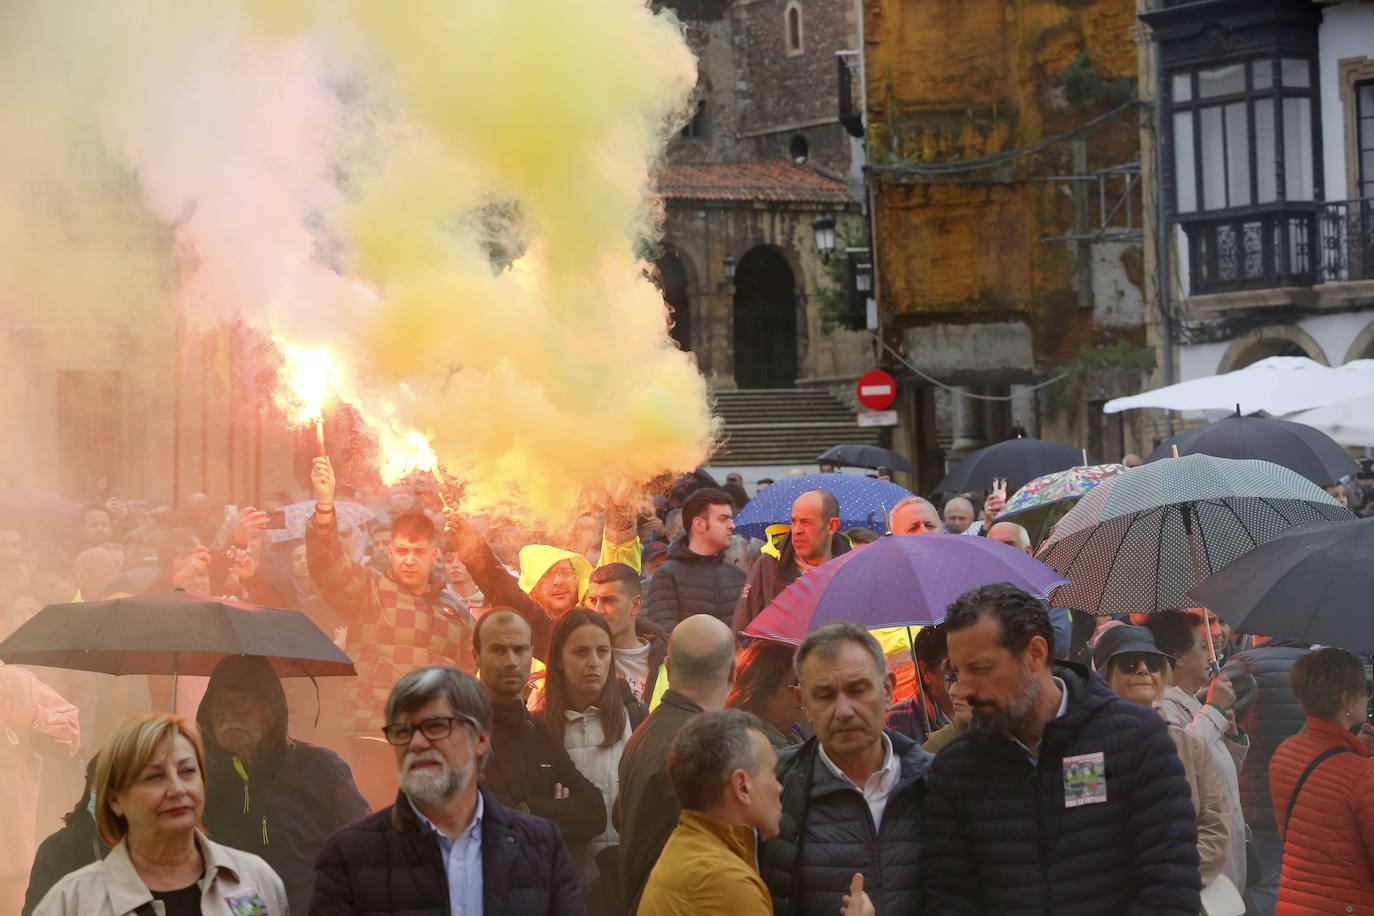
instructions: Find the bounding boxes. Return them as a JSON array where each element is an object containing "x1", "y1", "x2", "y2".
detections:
[
  {"x1": 644, "y1": 488, "x2": 746, "y2": 631},
  {"x1": 760, "y1": 621, "x2": 931, "y2": 916},
  {"x1": 1230, "y1": 638, "x2": 1310, "y2": 913},
  {"x1": 312, "y1": 665, "x2": 584, "y2": 916},
  {"x1": 922, "y1": 584, "x2": 1200, "y2": 915}
]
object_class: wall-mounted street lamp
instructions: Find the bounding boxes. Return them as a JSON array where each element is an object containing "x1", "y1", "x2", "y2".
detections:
[
  {"x1": 811, "y1": 212, "x2": 836, "y2": 262},
  {"x1": 722, "y1": 254, "x2": 736, "y2": 281}
]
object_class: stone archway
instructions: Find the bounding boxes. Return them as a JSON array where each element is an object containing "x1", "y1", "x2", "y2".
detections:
[
  {"x1": 1215, "y1": 325, "x2": 1330, "y2": 373},
  {"x1": 733, "y1": 245, "x2": 798, "y2": 388},
  {"x1": 1344, "y1": 320, "x2": 1374, "y2": 363},
  {"x1": 652, "y1": 249, "x2": 692, "y2": 352}
]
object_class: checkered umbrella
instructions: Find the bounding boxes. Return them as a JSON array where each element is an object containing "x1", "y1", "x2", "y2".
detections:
[{"x1": 1036, "y1": 454, "x2": 1355, "y2": 617}]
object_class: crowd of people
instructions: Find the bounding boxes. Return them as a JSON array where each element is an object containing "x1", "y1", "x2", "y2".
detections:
[{"x1": 0, "y1": 458, "x2": 1372, "y2": 915}]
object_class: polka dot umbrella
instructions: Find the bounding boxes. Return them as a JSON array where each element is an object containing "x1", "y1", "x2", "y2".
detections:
[{"x1": 1035, "y1": 455, "x2": 1354, "y2": 637}]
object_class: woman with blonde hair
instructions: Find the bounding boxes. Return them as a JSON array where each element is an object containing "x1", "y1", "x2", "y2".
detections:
[
  {"x1": 33, "y1": 713, "x2": 287, "y2": 916},
  {"x1": 1094, "y1": 625, "x2": 1234, "y2": 893}
]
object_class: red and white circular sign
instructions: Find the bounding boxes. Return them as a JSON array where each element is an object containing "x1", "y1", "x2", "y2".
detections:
[{"x1": 856, "y1": 369, "x2": 896, "y2": 410}]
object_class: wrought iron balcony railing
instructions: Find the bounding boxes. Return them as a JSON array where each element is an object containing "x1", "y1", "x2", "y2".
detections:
[{"x1": 1180, "y1": 198, "x2": 1374, "y2": 296}]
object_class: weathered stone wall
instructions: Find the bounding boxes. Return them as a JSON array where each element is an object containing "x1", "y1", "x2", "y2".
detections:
[{"x1": 864, "y1": 0, "x2": 1155, "y2": 467}]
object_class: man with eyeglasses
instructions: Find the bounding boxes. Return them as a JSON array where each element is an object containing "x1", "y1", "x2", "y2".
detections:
[
  {"x1": 312, "y1": 665, "x2": 584, "y2": 915},
  {"x1": 922, "y1": 583, "x2": 1201, "y2": 914}
]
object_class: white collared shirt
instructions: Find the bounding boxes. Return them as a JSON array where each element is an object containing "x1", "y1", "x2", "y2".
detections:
[
  {"x1": 817, "y1": 732, "x2": 901, "y2": 829},
  {"x1": 1008, "y1": 676, "x2": 1069, "y2": 765}
]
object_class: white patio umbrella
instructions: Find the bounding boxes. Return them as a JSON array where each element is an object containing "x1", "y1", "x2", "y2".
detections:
[
  {"x1": 1103, "y1": 356, "x2": 1374, "y2": 417},
  {"x1": 1286, "y1": 393, "x2": 1374, "y2": 447}
]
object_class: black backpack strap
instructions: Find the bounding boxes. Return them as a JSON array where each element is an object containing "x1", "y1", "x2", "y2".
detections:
[{"x1": 1282, "y1": 746, "x2": 1357, "y2": 842}]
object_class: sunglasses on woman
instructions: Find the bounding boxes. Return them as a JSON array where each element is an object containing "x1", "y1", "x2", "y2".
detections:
[{"x1": 1113, "y1": 653, "x2": 1166, "y2": 675}]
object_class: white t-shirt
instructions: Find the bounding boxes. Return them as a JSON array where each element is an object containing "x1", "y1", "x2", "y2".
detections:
[{"x1": 615, "y1": 638, "x2": 652, "y2": 702}]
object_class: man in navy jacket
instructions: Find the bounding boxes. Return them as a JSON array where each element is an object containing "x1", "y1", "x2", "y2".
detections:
[
  {"x1": 921, "y1": 584, "x2": 1200, "y2": 915},
  {"x1": 312, "y1": 665, "x2": 584, "y2": 916}
]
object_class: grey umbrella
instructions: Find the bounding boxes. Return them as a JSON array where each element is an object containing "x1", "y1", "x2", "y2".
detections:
[
  {"x1": 1190, "y1": 515, "x2": 1374, "y2": 653},
  {"x1": 1036, "y1": 455, "x2": 1354, "y2": 632}
]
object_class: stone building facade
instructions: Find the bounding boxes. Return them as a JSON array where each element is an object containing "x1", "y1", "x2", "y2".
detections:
[
  {"x1": 1136, "y1": 0, "x2": 1374, "y2": 445},
  {"x1": 861, "y1": 0, "x2": 1157, "y2": 493},
  {"x1": 654, "y1": 0, "x2": 873, "y2": 392}
]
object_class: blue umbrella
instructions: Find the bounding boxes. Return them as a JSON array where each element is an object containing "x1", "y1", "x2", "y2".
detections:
[
  {"x1": 733, "y1": 474, "x2": 914, "y2": 539},
  {"x1": 743, "y1": 534, "x2": 1070, "y2": 643}
]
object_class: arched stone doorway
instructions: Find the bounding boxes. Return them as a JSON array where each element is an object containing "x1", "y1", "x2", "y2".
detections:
[
  {"x1": 1344, "y1": 320, "x2": 1374, "y2": 363},
  {"x1": 652, "y1": 251, "x2": 691, "y2": 352},
  {"x1": 1216, "y1": 326, "x2": 1329, "y2": 373},
  {"x1": 733, "y1": 245, "x2": 797, "y2": 388}
]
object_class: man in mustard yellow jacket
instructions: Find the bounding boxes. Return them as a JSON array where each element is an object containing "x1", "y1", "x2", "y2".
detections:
[{"x1": 638, "y1": 710, "x2": 779, "y2": 916}]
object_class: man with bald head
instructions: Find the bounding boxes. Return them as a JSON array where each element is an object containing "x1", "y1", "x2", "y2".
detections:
[
  {"x1": 942, "y1": 497, "x2": 975, "y2": 534},
  {"x1": 618, "y1": 614, "x2": 738, "y2": 909},
  {"x1": 987, "y1": 521, "x2": 1032, "y2": 553},
  {"x1": 474, "y1": 607, "x2": 606, "y2": 846},
  {"x1": 985, "y1": 522, "x2": 1072, "y2": 659},
  {"x1": 73, "y1": 546, "x2": 119, "y2": 601},
  {"x1": 733, "y1": 490, "x2": 849, "y2": 632},
  {"x1": 888, "y1": 497, "x2": 942, "y2": 536}
]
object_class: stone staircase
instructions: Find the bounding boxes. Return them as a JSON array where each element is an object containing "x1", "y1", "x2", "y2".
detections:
[{"x1": 710, "y1": 388, "x2": 882, "y2": 466}]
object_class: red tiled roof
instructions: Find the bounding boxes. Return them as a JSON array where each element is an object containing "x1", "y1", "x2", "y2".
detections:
[{"x1": 655, "y1": 161, "x2": 852, "y2": 204}]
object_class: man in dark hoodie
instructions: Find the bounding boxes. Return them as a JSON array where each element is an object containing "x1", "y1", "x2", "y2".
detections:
[
  {"x1": 196, "y1": 655, "x2": 369, "y2": 914},
  {"x1": 732, "y1": 489, "x2": 849, "y2": 633},
  {"x1": 644, "y1": 487, "x2": 746, "y2": 632}
]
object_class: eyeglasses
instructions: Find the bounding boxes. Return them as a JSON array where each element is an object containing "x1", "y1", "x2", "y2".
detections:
[
  {"x1": 381, "y1": 714, "x2": 482, "y2": 746},
  {"x1": 1114, "y1": 654, "x2": 1165, "y2": 675}
]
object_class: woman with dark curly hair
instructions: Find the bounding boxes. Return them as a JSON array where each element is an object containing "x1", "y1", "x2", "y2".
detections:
[{"x1": 726, "y1": 641, "x2": 804, "y2": 747}]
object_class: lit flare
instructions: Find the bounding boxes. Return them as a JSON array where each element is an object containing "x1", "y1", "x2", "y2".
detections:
[{"x1": 282, "y1": 346, "x2": 333, "y2": 456}]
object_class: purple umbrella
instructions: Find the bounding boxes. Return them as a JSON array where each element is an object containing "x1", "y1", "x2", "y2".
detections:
[{"x1": 743, "y1": 533, "x2": 1070, "y2": 644}]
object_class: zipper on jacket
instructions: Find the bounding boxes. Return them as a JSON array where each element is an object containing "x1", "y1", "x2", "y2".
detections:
[
  {"x1": 232, "y1": 756, "x2": 251, "y2": 814},
  {"x1": 1033, "y1": 763, "x2": 1052, "y2": 914}
]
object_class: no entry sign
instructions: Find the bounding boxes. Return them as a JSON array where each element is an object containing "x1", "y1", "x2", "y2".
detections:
[{"x1": 856, "y1": 370, "x2": 896, "y2": 410}]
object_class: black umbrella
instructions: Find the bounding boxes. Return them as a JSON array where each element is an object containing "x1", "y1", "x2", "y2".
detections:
[
  {"x1": 934, "y1": 436, "x2": 1084, "y2": 495},
  {"x1": 0, "y1": 591, "x2": 355, "y2": 711},
  {"x1": 1146, "y1": 410, "x2": 1359, "y2": 487},
  {"x1": 668, "y1": 467, "x2": 720, "y2": 505},
  {"x1": 1190, "y1": 516, "x2": 1374, "y2": 653},
  {"x1": 816, "y1": 443, "x2": 915, "y2": 473},
  {"x1": 1036, "y1": 455, "x2": 1354, "y2": 624}
]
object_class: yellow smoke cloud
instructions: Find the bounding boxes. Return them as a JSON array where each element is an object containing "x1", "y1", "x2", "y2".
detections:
[{"x1": 0, "y1": 0, "x2": 716, "y2": 523}]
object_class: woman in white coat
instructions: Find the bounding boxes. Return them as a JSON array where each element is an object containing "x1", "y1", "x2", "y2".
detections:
[{"x1": 34, "y1": 713, "x2": 287, "y2": 916}]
